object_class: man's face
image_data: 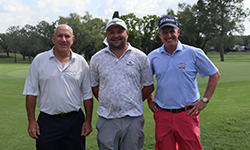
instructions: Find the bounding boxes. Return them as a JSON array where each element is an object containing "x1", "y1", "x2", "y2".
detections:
[
  {"x1": 106, "y1": 25, "x2": 128, "y2": 51},
  {"x1": 52, "y1": 25, "x2": 74, "y2": 52},
  {"x1": 159, "y1": 26, "x2": 180, "y2": 48}
]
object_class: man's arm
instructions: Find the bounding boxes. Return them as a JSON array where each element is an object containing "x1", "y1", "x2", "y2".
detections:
[
  {"x1": 92, "y1": 86, "x2": 99, "y2": 101},
  {"x1": 81, "y1": 98, "x2": 93, "y2": 136},
  {"x1": 188, "y1": 71, "x2": 220, "y2": 116},
  {"x1": 203, "y1": 71, "x2": 221, "y2": 100},
  {"x1": 142, "y1": 84, "x2": 154, "y2": 101},
  {"x1": 147, "y1": 93, "x2": 158, "y2": 112},
  {"x1": 26, "y1": 95, "x2": 40, "y2": 139},
  {"x1": 81, "y1": 86, "x2": 98, "y2": 136}
]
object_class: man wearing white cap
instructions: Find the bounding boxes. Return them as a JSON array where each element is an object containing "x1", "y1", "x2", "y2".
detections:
[
  {"x1": 147, "y1": 15, "x2": 220, "y2": 150},
  {"x1": 90, "y1": 18, "x2": 154, "y2": 150}
]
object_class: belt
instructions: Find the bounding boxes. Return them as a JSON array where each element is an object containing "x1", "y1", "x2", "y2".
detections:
[
  {"x1": 41, "y1": 111, "x2": 76, "y2": 117},
  {"x1": 55, "y1": 111, "x2": 76, "y2": 117},
  {"x1": 157, "y1": 105, "x2": 193, "y2": 113}
]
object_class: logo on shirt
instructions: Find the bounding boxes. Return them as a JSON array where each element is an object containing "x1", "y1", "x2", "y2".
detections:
[
  {"x1": 178, "y1": 63, "x2": 186, "y2": 70},
  {"x1": 126, "y1": 61, "x2": 134, "y2": 66},
  {"x1": 73, "y1": 71, "x2": 77, "y2": 76}
]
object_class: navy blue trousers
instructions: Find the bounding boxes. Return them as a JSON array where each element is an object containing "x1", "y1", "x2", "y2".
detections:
[{"x1": 36, "y1": 109, "x2": 85, "y2": 150}]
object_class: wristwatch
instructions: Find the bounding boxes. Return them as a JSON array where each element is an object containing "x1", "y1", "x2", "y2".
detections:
[{"x1": 202, "y1": 97, "x2": 209, "y2": 103}]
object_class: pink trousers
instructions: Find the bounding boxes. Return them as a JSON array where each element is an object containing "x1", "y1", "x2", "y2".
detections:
[{"x1": 154, "y1": 109, "x2": 202, "y2": 150}]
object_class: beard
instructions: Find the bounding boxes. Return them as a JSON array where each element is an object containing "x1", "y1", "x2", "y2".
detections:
[{"x1": 108, "y1": 38, "x2": 127, "y2": 51}]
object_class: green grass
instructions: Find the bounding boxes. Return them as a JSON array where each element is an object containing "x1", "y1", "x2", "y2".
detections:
[{"x1": 0, "y1": 52, "x2": 250, "y2": 150}]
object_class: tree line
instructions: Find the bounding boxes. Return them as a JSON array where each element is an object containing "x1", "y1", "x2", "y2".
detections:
[{"x1": 0, "y1": 0, "x2": 249, "y2": 62}]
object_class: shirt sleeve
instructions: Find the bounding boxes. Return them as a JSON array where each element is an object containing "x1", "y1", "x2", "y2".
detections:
[
  {"x1": 195, "y1": 49, "x2": 218, "y2": 78},
  {"x1": 148, "y1": 52, "x2": 155, "y2": 75},
  {"x1": 89, "y1": 55, "x2": 100, "y2": 87},
  {"x1": 140, "y1": 55, "x2": 154, "y2": 86},
  {"x1": 23, "y1": 57, "x2": 40, "y2": 96},
  {"x1": 80, "y1": 62, "x2": 92, "y2": 101}
]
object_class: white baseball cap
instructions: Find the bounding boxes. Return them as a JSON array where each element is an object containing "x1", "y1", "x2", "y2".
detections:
[{"x1": 106, "y1": 18, "x2": 128, "y2": 31}]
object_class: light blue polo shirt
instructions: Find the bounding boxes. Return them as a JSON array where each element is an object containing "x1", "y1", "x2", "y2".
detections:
[{"x1": 148, "y1": 41, "x2": 218, "y2": 109}]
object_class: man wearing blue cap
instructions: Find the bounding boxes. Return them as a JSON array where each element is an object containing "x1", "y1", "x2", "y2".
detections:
[
  {"x1": 147, "y1": 15, "x2": 220, "y2": 150},
  {"x1": 90, "y1": 18, "x2": 154, "y2": 150}
]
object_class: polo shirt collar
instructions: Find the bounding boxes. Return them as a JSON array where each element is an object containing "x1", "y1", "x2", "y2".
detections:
[
  {"x1": 49, "y1": 47, "x2": 54, "y2": 58},
  {"x1": 49, "y1": 46, "x2": 75, "y2": 61},
  {"x1": 105, "y1": 43, "x2": 132, "y2": 53},
  {"x1": 160, "y1": 40, "x2": 183, "y2": 55}
]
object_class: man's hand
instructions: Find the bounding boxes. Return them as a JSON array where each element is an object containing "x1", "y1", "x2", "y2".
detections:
[
  {"x1": 187, "y1": 99, "x2": 208, "y2": 116},
  {"x1": 147, "y1": 93, "x2": 158, "y2": 112},
  {"x1": 81, "y1": 121, "x2": 93, "y2": 136},
  {"x1": 148, "y1": 100, "x2": 158, "y2": 112},
  {"x1": 28, "y1": 120, "x2": 40, "y2": 139},
  {"x1": 187, "y1": 71, "x2": 220, "y2": 116}
]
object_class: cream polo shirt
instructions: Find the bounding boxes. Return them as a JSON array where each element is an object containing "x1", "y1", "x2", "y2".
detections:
[
  {"x1": 23, "y1": 48, "x2": 93, "y2": 115},
  {"x1": 90, "y1": 44, "x2": 154, "y2": 119}
]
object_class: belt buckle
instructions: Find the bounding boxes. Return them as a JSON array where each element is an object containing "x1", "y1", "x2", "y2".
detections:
[
  {"x1": 60, "y1": 113, "x2": 66, "y2": 117},
  {"x1": 170, "y1": 109, "x2": 178, "y2": 113}
]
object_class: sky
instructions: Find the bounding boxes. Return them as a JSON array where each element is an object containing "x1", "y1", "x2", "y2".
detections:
[{"x1": 0, "y1": 0, "x2": 250, "y2": 35}]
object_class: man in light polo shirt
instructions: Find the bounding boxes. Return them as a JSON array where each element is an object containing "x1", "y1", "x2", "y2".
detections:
[
  {"x1": 147, "y1": 15, "x2": 220, "y2": 150},
  {"x1": 90, "y1": 18, "x2": 154, "y2": 150},
  {"x1": 23, "y1": 24, "x2": 93, "y2": 150}
]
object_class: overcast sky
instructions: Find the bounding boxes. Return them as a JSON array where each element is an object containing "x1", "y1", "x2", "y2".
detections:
[{"x1": 0, "y1": 0, "x2": 249, "y2": 35}]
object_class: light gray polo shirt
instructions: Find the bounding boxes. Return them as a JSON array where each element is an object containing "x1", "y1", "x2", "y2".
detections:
[
  {"x1": 90, "y1": 44, "x2": 154, "y2": 119},
  {"x1": 23, "y1": 48, "x2": 93, "y2": 115}
]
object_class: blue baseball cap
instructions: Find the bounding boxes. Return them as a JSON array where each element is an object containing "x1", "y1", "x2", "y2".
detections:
[{"x1": 158, "y1": 15, "x2": 178, "y2": 30}]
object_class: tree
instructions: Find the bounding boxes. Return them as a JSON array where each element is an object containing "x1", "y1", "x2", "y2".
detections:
[
  {"x1": 207, "y1": 35, "x2": 237, "y2": 52},
  {"x1": 240, "y1": 35, "x2": 250, "y2": 46},
  {"x1": 5, "y1": 24, "x2": 45, "y2": 62},
  {"x1": 120, "y1": 13, "x2": 160, "y2": 54},
  {"x1": 203, "y1": 0, "x2": 250, "y2": 61},
  {"x1": 234, "y1": 36, "x2": 244, "y2": 45},
  {"x1": 196, "y1": 0, "x2": 221, "y2": 52},
  {"x1": 176, "y1": 2, "x2": 220, "y2": 53},
  {"x1": 83, "y1": 17, "x2": 106, "y2": 60},
  {"x1": 58, "y1": 13, "x2": 86, "y2": 54},
  {"x1": 21, "y1": 24, "x2": 41, "y2": 62},
  {"x1": 140, "y1": 15, "x2": 161, "y2": 54},
  {"x1": 120, "y1": 13, "x2": 142, "y2": 49},
  {"x1": 57, "y1": 12, "x2": 106, "y2": 61},
  {"x1": 177, "y1": 3, "x2": 203, "y2": 48},
  {"x1": 5, "y1": 26, "x2": 23, "y2": 63},
  {"x1": 0, "y1": 33, "x2": 9, "y2": 57},
  {"x1": 36, "y1": 20, "x2": 55, "y2": 53},
  {"x1": 112, "y1": 11, "x2": 119, "y2": 18}
]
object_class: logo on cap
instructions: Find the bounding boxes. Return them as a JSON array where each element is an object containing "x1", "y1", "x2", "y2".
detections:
[
  {"x1": 158, "y1": 15, "x2": 178, "y2": 30},
  {"x1": 159, "y1": 18, "x2": 176, "y2": 25}
]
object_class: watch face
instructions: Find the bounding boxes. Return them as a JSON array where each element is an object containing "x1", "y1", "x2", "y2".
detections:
[{"x1": 202, "y1": 97, "x2": 209, "y2": 103}]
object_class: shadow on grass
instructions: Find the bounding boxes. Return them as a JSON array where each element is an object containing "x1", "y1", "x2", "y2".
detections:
[{"x1": 0, "y1": 53, "x2": 31, "y2": 64}]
